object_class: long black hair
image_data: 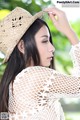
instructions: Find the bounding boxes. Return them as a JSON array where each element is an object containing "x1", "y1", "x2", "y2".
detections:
[{"x1": 0, "y1": 18, "x2": 54, "y2": 113}]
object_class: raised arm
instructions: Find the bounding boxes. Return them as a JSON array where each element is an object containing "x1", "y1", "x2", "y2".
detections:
[
  {"x1": 44, "y1": 7, "x2": 80, "y2": 76},
  {"x1": 9, "y1": 44, "x2": 80, "y2": 119},
  {"x1": 9, "y1": 7, "x2": 80, "y2": 119},
  {"x1": 44, "y1": 7, "x2": 79, "y2": 45}
]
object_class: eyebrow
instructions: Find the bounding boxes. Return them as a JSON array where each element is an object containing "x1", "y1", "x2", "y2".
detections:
[{"x1": 41, "y1": 35, "x2": 49, "y2": 38}]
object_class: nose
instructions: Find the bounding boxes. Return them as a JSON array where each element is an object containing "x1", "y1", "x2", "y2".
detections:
[{"x1": 48, "y1": 42, "x2": 55, "y2": 53}]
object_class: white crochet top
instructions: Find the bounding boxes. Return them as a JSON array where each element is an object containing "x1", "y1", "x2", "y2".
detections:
[{"x1": 9, "y1": 43, "x2": 80, "y2": 120}]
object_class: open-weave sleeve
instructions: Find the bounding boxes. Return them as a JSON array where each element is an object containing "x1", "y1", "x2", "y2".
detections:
[
  {"x1": 43, "y1": 42, "x2": 80, "y2": 98},
  {"x1": 9, "y1": 43, "x2": 80, "y2": 119},
  {"x1": 69, "y1": 42, "x2": 80, "y2": 77}
]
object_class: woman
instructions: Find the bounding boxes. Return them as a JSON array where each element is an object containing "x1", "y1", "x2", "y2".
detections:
[{"x1": 0, "y1": 7, "x2": 80, "y2": 120}]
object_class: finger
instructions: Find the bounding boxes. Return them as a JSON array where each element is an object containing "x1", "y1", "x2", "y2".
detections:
[
  {"x1": 48, "y1": 12, "x2": 56, "y2": 16},
  {"x1": 48, "y1": 12, "x2": 58, "y2": 21},
  {"x1": 44, "y1": 7, "x2": 62, "y2": 16},
  {"x1": 48, "y1": 13, "x2": 57, "y2": 24}
]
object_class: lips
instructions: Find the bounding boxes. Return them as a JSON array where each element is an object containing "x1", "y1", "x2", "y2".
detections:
[{"x1": 47, "y1": 56, "x2": 53, "y2": 60}]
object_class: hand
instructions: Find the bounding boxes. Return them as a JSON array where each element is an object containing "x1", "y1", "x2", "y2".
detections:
[
  {"x1": 44, "y1": 7, "x2": 79, "y2": 45},
  {"x1": 44, "y1": 7, "x2": 71, "y2": 36}
]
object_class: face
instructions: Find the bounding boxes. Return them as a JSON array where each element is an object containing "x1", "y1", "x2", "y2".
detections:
[{"x1": 35, "y1": 25, "x2": 55, "y2": 67}]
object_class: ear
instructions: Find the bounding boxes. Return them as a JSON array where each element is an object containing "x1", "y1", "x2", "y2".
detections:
[{"x1": 17, "y1": 40, "x2": 25, "y2": 54}]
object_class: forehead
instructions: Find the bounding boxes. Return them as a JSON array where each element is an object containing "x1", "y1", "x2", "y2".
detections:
[{"x1": 35, "y1": 25, "x2": 50, "y2": 37}]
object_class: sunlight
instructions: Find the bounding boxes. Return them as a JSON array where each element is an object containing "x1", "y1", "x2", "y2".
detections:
[{"x1": 51, "y1": 0, "x2": 80, "y2": 22}]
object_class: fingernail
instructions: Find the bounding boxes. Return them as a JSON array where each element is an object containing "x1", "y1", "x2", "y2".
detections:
[{"x1": 48, "y1": 12, "x2": 53, "y2": 14}]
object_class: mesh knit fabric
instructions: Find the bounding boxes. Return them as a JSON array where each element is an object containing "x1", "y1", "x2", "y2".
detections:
[{"x1": 9, "y1": 43, "x2": 80, "y2": 120}]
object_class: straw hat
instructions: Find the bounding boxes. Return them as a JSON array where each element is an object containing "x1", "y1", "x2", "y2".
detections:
[{"x1": 0, "y1": 7, "x2": 45, "y2": 63}]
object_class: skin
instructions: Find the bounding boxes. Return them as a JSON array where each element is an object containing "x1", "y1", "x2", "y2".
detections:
[
  {"x1": 44, "y1": 7, "x2": 79, "y2": 45},
  {"x1": 18, "y1": 7, "x2": 79, "y2": 67},
  {"x1": 35, "y1": 25, "x2": 55, "y2": 67},
  {"x1": 18, "y1": 25, "x2": 55, "y2": 67}
]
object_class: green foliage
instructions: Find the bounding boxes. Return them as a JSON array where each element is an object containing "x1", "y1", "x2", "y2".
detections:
[
  {"x1": 65, "y1": 112, "x2": 80, "y2": 120},
  {"x1": 44, "y1": 17, "x2": 80, "y2": 74},
  {"x1": 0, "y1": 9, "x2": 10, "y2": 20},
  {"x1": 0, "y1": 0, "x2": 52, "y2": 13},
  {"x1": 0, "y1": 59, "x2": 6, "y2": 79},
  {"x1": 0, "y1": 0, "x2": 53, "y2": 80},
  {"x1": 0, "y1": 1, "x2": 80, "y2": 119},
  {"x1": 0, "y1": 0, "x2": 80, "y2": 77}
]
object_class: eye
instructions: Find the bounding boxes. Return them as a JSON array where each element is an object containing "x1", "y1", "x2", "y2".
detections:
[{"x1": 42, "y1": 40, "x2": 48, "y2": 43}]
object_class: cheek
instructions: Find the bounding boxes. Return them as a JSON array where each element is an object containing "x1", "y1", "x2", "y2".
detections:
[
  {"x1": 38, "y1": 47, "x2": 48, "y2": 66},
  {"x1": 38, "y1": 45, "x2": 47, "y2": 56}
]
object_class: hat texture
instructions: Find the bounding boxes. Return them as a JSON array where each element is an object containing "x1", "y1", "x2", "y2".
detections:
[{"x1": 0, "y1": 7, "x2": 45, "y2": 63}]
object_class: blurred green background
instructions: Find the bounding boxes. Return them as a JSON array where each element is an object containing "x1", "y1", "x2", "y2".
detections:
[{"x1": 0, "y1": 0, "x2": 80, "y2": 120}]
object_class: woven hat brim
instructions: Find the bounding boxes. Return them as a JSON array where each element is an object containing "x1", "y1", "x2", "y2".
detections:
[{"x1": 2, "y1": 11, "x2": 45, "y2": 63}]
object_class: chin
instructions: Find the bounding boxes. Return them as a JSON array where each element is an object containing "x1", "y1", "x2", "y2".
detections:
[
  {"x1": 40, "y1": 61, "x2": 51, "y2": 67},
  {"x1": 43, "y1": 63, "x2": 51, "y2": 67}
]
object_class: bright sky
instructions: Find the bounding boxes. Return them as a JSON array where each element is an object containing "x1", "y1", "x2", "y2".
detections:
[
  {"x1": 51, "y1": 0, "x2": 80, "y2": 22},
  {"x1": 0, "y1": 0, "x2": 80, "y2": 103},
  {"x1": 0, "y1": 0, "x2": 80, "y2": 59},
  {"x1": 50, "y1": 0, "x2": 80, "y2": 104}
]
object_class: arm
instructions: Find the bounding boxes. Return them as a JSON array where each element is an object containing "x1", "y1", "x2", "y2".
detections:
[
  {"x1": 46, "y1": 7, "x2": 80, "y2": 76},
  {"x1": 44, "y1": 7, "x2": 79, "y2": 45},
  {"x1": 39, "y1": 7, "x2": 80, "y2": 98},
  {"x1": 9, "y1": 7, "x2": 80, "y2": 119},
  {"x1": 9, "y1": 47, "x2": 80, "y2": 119}
]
